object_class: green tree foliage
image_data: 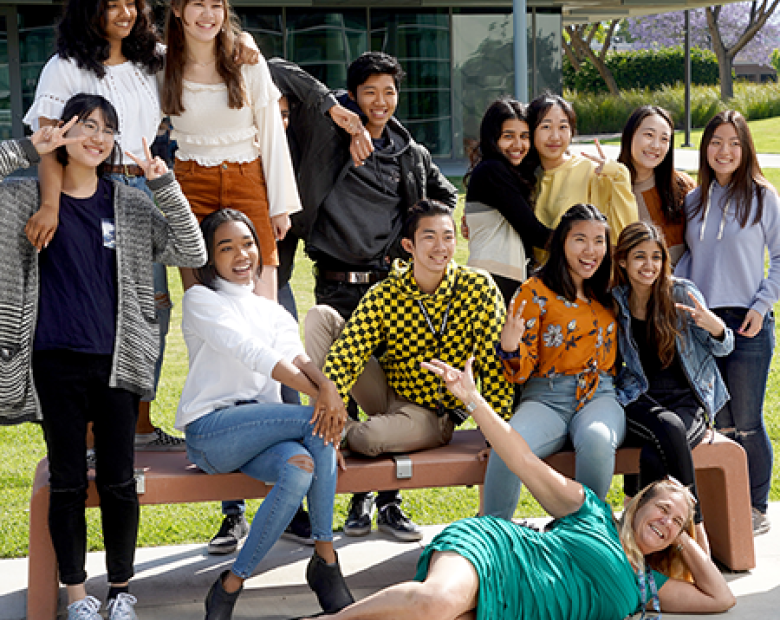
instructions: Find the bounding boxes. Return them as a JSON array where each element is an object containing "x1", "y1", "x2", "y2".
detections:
[{"x1": 564, "y1": 46, "x2": 720, "y2": 94}]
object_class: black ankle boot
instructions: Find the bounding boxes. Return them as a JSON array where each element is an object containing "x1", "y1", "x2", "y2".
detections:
[
  {"x1": 205, "y1": 570, "x2": 243, "y2": 620},
  {"x1": 306, "y1": 551, "x2": 355, "y2": 614}
]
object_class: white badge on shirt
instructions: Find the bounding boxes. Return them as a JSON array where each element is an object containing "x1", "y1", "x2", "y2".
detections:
[{"x1": 101, "y1": 219, "x2": 116, "y2": 250}]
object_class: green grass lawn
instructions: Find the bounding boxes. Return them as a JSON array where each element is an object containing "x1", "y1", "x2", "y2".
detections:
[
  {"x1": 601, "y1": 116, "x2": 780, "y2": 154},
  {"x1": 3, "y1": 160, "x2": 780, "y2": 558}
]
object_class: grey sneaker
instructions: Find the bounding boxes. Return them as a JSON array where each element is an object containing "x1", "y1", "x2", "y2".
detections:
[
  {"x1": 66, "y1": 596, "x2": 101, "y2": 620},
  {"x1": 377, "y1": 503, "x2": 423, "y2": 541},
  {"x1": 134, "y1": 427, "x2": 186, "y2": 452},
  {"x1": 106, "y1": 593, "x2": 138, "y2": 620},
  {"x1": 208, "y1": 513, "x2": 250, "y2": 555},
  {"x1": 752, "y1": 507, "x2": 771, "y2": 536}
]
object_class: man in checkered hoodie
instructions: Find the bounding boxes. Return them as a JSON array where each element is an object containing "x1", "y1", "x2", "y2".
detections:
[{"x1": 306, "y1": 199, "x2": 513, "y2": 541}]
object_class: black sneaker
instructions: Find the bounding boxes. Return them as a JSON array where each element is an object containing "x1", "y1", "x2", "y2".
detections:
[
  {"x1": 377, "y1": 503, "x2": 422, "y2": 541},
  {"x1": 343, "y1": 493, "x2": 375, "y2": 537},
  {"x1": 208, "y1": 514, "x2": 249, "y2": 555},
  {"x1": 283, "y1": 505, "x2": 314, "y2": 545}
]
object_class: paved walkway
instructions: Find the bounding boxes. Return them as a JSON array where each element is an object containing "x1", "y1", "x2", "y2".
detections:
[{"x1": 2, "y1": 502, "x2": 778, "y2": 619}]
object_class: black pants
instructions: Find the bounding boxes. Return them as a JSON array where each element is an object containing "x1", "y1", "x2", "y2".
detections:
[
  {"x1": 623, "y1": 392, "x2": 705, "y2": 523},
  {"x1": 34, "y1": 350, "x2": 140, "y2": 585}
]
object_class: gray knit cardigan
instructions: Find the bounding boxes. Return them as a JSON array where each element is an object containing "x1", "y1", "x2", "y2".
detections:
[{"x1": 0, "y1": 138, "x2": 206, "y2": 425}]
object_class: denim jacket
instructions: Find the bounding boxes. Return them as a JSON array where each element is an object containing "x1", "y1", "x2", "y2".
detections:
[{"x1": 613, "y1": 278, "x2": 733, "y2": 418}]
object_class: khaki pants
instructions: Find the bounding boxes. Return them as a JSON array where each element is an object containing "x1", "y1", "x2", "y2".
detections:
[{"x1": 305, "y1": 304, "x2": 454, "y2": 457}]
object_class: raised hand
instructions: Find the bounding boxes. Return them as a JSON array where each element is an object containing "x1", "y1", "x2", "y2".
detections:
[
  {"x1": 421, "y1": 357, "x2": 478, "y2": 407},
  {"x1": 580, "y1": 138, "x2": 607, "y2": 174},
  {"x1": 675, "y1": 291, "x2": 726, "y2": 339},
  {"x1": 125, "y1": 137, "x2": 168, "y2": 181},
  {"x1": 500, "y1": 298, "x2": 527, "y2": 353},
  {"x1": 30, "y1": 116, "x2": 84, "y2": 156}
]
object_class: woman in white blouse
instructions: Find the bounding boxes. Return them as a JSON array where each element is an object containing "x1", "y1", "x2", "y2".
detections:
[
  {"x1": 177, "y1": 208, "x2": 353, "y2": 620},
  {"x1": 162, "y1": 0, "x2": 301, "y2": 300}
]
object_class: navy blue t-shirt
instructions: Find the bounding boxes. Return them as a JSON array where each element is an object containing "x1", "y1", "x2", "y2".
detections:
[{"x1": 35, "y1": 178, "x2": 118, "y2": 355}]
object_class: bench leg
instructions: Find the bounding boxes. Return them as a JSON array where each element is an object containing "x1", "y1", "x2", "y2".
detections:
[
  {"x1": 28, "y1": 461, "x2": 60, "y2": 620},
  {"x1": 696, "y1": 458, "x2": 755, "y2": 571}
]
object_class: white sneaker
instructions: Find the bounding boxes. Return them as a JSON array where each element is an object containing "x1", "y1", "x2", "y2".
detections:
[
  {"x1": 106, "y1": 593, "x2": 139, "y2": 620},
  {"x1": 66, "y1": 596, "x2": 101, "y2": 620},
  {"x1": 752, "y1": 507, "x2": 771, "y2": 536}
]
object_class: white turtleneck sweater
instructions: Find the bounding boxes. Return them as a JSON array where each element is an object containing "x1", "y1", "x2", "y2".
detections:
[{"x1": 176, "y1": 278, "x2": 304, "y2": 429}]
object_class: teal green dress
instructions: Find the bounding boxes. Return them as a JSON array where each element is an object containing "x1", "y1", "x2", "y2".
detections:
[{"x1": 415, "y1": 488, "x2": 667, "y2": 620}]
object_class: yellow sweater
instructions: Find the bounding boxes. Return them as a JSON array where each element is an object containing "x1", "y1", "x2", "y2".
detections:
[{"x1": 534, "y1": 155, "x2": 638, "y2": 253}]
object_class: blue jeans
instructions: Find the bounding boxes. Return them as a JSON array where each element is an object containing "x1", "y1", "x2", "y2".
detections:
[
  {"x1": 713, "y1": 308, "x2": 775, "y2": 513},
  {"x1": 186, "y1": 403, "x2": 336, "y2": 578},
  {"x1": 483, "y1": 375, "x2": 625, "y2": 518},
  {"x1": 107, "y1": 172, "x2": 171, "y2": 394}
]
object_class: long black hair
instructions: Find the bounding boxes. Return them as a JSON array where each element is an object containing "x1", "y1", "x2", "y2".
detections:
[
  {"x1": 465, "y1": 97, "x2": 534, "y2": 198},
  {"x1": 618, "y1": 106, "x2": 686, "y2": 224},
  {"x1": 196, "y1": 209, "x2": 263, "y2": 290},
  {"x1": 57, "y1": 0, "x2": 163, "y2": 78},
  {"x1": 537, "y1": 203, "x2": 612, "y2": 307},
  {"x1": 55, "y1": 93, "x2": 119, "y2": 176}
]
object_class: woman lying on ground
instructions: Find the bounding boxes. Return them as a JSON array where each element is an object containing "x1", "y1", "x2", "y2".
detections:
[
  {"x1": 304, "y1": 356, "x2": 736, "y2": 620},
  {"x1": 613, "y1": 221, "x2": 735, "y2": 556},
  {"x1": 175, "y1": 209, "x2": 353, "y2": 620}
]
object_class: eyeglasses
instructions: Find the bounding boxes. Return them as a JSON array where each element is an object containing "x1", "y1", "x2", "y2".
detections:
[{"x1": 78, "y1": 119, "x2": 119, "y2": 140}]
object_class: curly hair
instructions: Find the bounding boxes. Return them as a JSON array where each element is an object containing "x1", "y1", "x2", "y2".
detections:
[
  {"x1": 57, "y1": 0, "x2": 163, "y2": 78},
  {"x1": 196, "y1": 209, "x2": 263, "y2": 290}
]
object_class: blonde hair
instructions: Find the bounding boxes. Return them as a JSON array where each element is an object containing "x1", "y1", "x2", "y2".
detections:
[{"x1": 618, "y1": 479, "x2": 697, "y2": 582}]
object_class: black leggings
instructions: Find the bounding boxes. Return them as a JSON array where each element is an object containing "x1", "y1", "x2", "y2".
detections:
[
  {"x1": 34, "y1": 350, "x2": 140, "y2": 585},
  {"x1": 623, "y1": 393, "x2": 705, "y2": 523}
]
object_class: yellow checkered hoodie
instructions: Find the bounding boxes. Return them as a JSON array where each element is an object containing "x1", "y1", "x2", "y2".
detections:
[{"x1": 323, "y1": 259, "x2": 513, "y2": 419}]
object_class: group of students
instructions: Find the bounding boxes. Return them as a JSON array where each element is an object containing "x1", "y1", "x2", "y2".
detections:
[{"x1": 0, "y1": 0, "x2": 774, "y2": 618}]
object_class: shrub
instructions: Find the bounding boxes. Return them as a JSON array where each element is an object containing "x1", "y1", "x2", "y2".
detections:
[
  {"x1": 567, "y1": 81, "x2": 780, "y2": 135},
  {"x1": 563, "y1": 46, "x2": 720, "y2": 94}
]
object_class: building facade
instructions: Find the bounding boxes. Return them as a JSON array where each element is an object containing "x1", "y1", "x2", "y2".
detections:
[{"x1": 0, "y1": 3, "x2": 562, "y2": 161}]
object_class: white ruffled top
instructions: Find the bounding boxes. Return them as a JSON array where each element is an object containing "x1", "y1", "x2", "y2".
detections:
[
  {"x1": 168, "y1": 58, "x2": 301, "y2": 217},
  {"x1": 23, "y1": 53, "x2": 162, "y2": 165}
]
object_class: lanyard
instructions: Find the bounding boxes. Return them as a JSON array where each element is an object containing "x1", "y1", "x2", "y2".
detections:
[
  {"x1": 637, "y1": 568, "x2": 661, "y2": 620},
  {"x1": 416, "y1": 298, "x2": 452, "y2": 348}
]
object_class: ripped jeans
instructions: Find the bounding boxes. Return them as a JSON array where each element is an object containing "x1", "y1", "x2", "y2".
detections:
[
  {"x1": 714, "y1": 308, "x2": 775, "y2": 513},
  {"x1": 185, "y1": 403, "x2": 337, "y2": 579},
  {"x1": 34, "y1": 350, "x2": 140, "y2": 585}
]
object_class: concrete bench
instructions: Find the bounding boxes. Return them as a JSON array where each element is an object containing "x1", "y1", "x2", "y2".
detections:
[{"x1": 27, "y1": 429, "x2": 754, "y2": 619}]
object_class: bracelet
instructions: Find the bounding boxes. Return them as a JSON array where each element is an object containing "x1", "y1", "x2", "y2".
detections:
[
  {"x1": 496, "y1": 343, "x2": 522, "y2": 360},
  {"x1": 465, "y1": 401, "x2": 478, "y2": 414}
]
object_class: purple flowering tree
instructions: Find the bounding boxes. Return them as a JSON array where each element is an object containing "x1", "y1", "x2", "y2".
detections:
[{"x1": 628, "y1": 2, "x2": 780, "y2": 100}]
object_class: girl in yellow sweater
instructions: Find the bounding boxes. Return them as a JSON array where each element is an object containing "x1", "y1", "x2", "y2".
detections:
[{"x1": 526, "y1": 94, "x2": 637, "y2": 250}]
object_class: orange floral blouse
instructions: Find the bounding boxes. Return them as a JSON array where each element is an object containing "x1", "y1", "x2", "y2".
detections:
[{"x1": 501, "y1": 277, "x2": 617, "y2": 410}]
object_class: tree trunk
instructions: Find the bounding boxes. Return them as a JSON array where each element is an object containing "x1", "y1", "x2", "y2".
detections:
[{"x1": 567, "y1": 23, "x2": 621, "y2": 97}]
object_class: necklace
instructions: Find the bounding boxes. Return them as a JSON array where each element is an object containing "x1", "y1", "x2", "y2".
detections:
[{"x1": 188, "y1": 57, "x2": 216, "y2": 67}]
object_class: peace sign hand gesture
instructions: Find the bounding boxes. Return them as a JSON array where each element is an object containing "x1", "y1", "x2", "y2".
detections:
[
  {"x1": 500, "y1": 298, "x2": 527, "y2": 353},
  {"x1": 675, "y1": 291, "x2": 726, "y2": 339},
  {"x1": 125, "y1": 137, "x2": 168, "y2": 181},
  {"x1": 30, "y1": 116, "x2": 85, "y2": 156},
  {"x1": 580, "y1": 138, "x2": 607, "y2": 174}
]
